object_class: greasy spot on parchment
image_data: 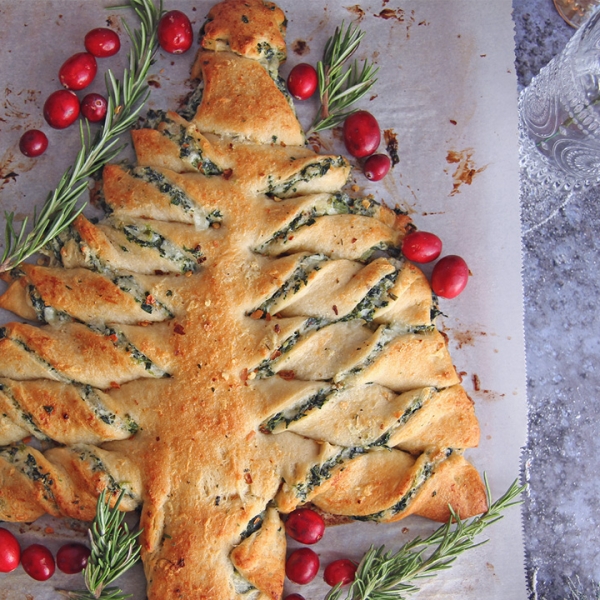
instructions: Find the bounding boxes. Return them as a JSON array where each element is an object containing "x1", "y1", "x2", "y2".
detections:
[
  {"x1": 105, "y1": 14, "x2": 123, "y2": 33},
  {"x1": 384, "y1": 128, "x2": 399, "y2": 166},
  {"x1": 306, "y1": 133, "x2": 341, "y2": 152},
  {"x1": 374, "y1": 8, "x2": 418, "y2": 38},
  {"x1": 376, "y1": 8, "x2": 404, "y2": 21},
  {"x1": 345, "y1": 5, "x2": 365, "y2": 21},
  {"x1": 0, "y1": 149, "x2": 21, "y2": 193},
  {"x1": 444, "y1": 326, "x2": 488, "y2": 351},
  {"x1": 292, "y1": 39, "x2": 310, "y2": 56},
  {"x1": 3, "y1": 86, "x2": 40, "y2": 122},
  {"x1": 479, "y1": 388, "x2": 505, "y2": 402},
  {"x1": 446, "y1": 148, "x2": 487, "y2": 196},
  {"x1": 471, "y1": 373, "x2": 504, "y2": 401}
]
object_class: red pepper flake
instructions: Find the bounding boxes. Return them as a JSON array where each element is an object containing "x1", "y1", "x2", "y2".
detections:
[
  {"x1": 265, "y1": 312, "x2": 272, "y2": 321},
  {"x1": 240, "y1": 368, "x2": 249, "y2": 382},
  {"x1": 22, "y1": 436, "x2": 32, "y2": 444},
  {"x1": 222, "y1": 168, "x2": 233, "y2": 180},
  {"x1": 244, "y1": 472, "x2": 253, "y2": 484},
  {"x1": 278, "y1": 370, "x2": 295, "y2": 381},
  {"x1": 250, "y1": 309, "x2": 264, "y2": 320},
  {"x1": 472, "y1": 373, "x2": 481, "y2": 391},
  {"x1": 274, "y1": 323, "x2": 281, "y2": 333},
  {"x1": 174, "y1": 323, "x2": 186, "y2": 335},
  {"x1": 146, "y1": 294, "x2": 156, "y2": 305},
  {"x1": 107, "y1": 333, "x2": 119, "y2": 342},
  {"x1": 332, "y1": 305, "x2": 338, "y2": 315},
  {"x1": 110, "y1": 381, "x2": 121, "y2": 389},
  {"x1": 351, "y1": 237, "x2": 357, "y2": 243},
  {"x1": 270, "y1": 350, "x2": 281, "y2": 360}
]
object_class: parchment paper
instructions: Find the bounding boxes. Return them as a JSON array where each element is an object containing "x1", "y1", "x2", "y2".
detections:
[{"x1": 0, "y1": 1, "x2": 527, "y2": 598}]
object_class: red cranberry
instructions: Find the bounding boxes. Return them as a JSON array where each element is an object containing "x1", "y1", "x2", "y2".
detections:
[
  {"x1": 59, "y1": 52, "x2": 98, "y2": 90},
  {"x1": 85, "y1": 27, "x2": 121, "y2": 58},
  {"x1": 21, "y1": 544, "x2": 55, "y2": 581},
  {"x1": 81, "y1": 93, "x2": 108, "y2": 122},
  {"x1": 285, "y1": 547, "x2": 320, "y2": 585},
  {"x1": 19, "y1": 129, "x2": 48, "y2": 157},
  {"x1": 363, "y1": 153, "x2": 391, "y2": 181},
  {"x1": 43, "y1": 90, "x2": 80, "y2": 129},
  {"x1": 0, "y1": 527, "x2": 21, "y2": 573},
  {"x1": 56, "y1": 542, "x2": 91, "y2": 574},
  {"x1": 287, "y1": 63, "x2": 318, "y2": 100},
  {"x1": 158, "y1": 10, "x2": 193, "y2": 54},
  {"x1": 324, "y1": 558, "x2": 357, "y2": 586},
  {"x1": 285, "y1": 508, "x2": 325, "y2": 545}
]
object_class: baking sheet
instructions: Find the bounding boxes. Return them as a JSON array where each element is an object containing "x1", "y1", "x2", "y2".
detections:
[{"x1": 0, "y1": 0, "x2": 527, "y2": 598}]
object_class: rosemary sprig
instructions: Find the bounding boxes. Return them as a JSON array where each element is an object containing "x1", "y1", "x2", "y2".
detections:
[
  {"x1": 308, "y1": 22, "x2": 379, "y2": 134},
  {"x1": 0, "y1": 0, "x2": 162, "y2": 273},
  {"x1": 325, "y1": 476, "x2": 526, "y2": 600},
  {"x1": 59, "y1": 490, "x2": 143, "y2": 600}
]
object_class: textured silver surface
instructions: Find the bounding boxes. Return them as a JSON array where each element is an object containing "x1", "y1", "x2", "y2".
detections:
[{"x1": 514, "y1": 1, "x2": 600, "y2": 598}]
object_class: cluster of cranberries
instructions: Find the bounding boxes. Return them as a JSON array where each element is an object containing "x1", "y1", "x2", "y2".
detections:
[
  {"x1": 19, "y1": 26, "x2": 120, "y2": 158},
  {"x1": 282, "y1": 507, "x2": 357, "y2": 595},
  {"x1": 19, "y1": 10, "x2": 194, "y2": 160},
  {"x1": 287, "y1": 64, "x2": 391, "y2": 182},
  {"x1": 0, "y1": 527, "x2": 90, "y2": 581},
  {"x1": 401, "y1": 230, "x2": 469, "y2": 298}
]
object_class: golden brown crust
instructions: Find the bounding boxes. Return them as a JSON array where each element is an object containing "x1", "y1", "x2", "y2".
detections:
[
  {"x1": 201, "y1": 0, "x2": 287, "y2": 62},
  {"x1": 230, "y1": 507, "x2": 286, "y2": 599},
  {"x1": 404, "y1": 453, "x2": 489, "y2": 521},
  {"x1": 191, "y1": 51, "x2": 304, "y2": 145},
  {"x1": 132, "y1": 115, "x2": 350, "y2": 195}
]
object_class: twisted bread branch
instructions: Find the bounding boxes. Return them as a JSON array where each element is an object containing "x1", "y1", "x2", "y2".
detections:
[
  {"x1": 0, "y1": 378, "x2": 138, "y2": 445},
  {"x1": 246, "y1": 255, "x2": 433, "y2": 326},
  {"x1": 309, "y1": 449, "x2": 489, "y2": 523},
  {"x1": 0, "y1": 442, "x2": 142, "y2": 522},
  {"x1": 131, "y1": 111, "x2": 352, "y2": 197},
  {"x1": 272, "y1": 434, "x2": 487, "y2": 520},
  {"x1": 49, "y1": 213, "x2": 221, "y2": 276},
  {"x1": 0, "y1": 264, "x2": 182, "y2": 325},
  {"x1": 255, "y1": 380, "x2": 479, "y2": 453},
  {"x1": 229, "y1": 507, "x2": 286, "y2": 599},
  {"x1": 0, "y1": 321, "x2": 174, "y2": 389},
  {"x1": 249, "y1": 320, "x2": 458, "y2": 392}
]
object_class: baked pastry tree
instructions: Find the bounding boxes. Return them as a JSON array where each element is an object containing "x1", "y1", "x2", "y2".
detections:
[{"x1": 0, "y1": 0, "x2": 486, "y2": 597}]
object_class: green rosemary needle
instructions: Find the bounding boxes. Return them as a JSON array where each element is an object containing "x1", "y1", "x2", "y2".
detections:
[
  {"x1": 325, "y1": 476, "x2": 526, "y2": 600},
  {"x1": 59, "y1": 490, "x2": 143, "y2": 600},
  {"x1": 308, "y1": 22, "x2": 379, "y2": 134},
  {"x1": 0, "y1": 0, "x2": 162, "y2": 274}
]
